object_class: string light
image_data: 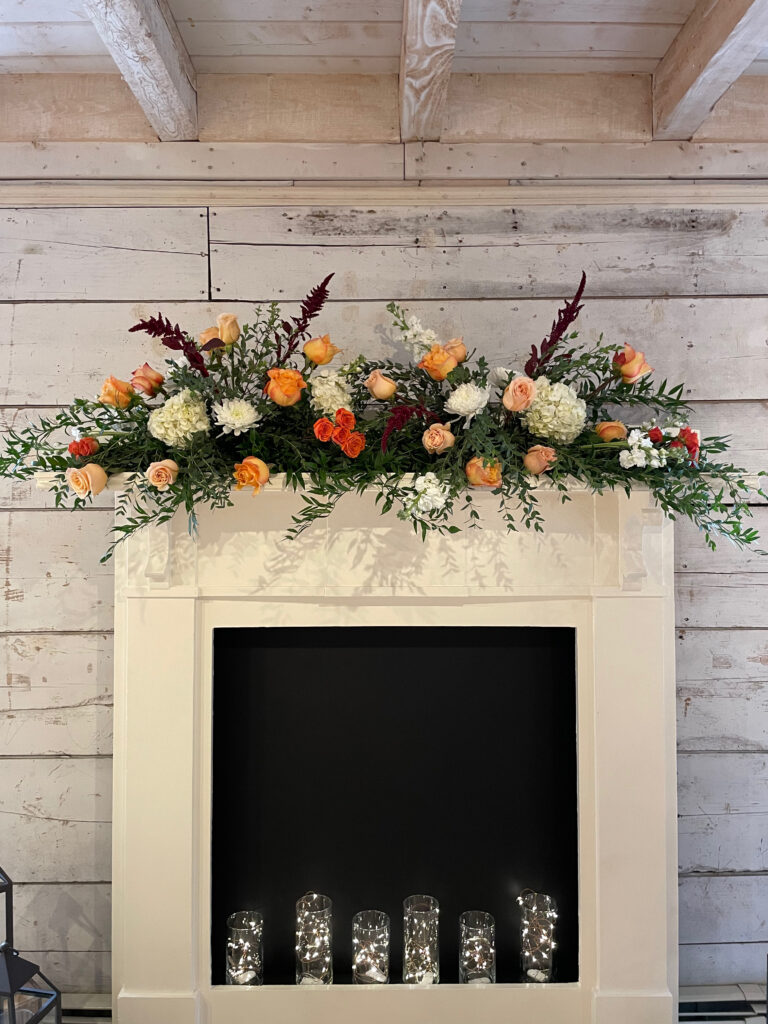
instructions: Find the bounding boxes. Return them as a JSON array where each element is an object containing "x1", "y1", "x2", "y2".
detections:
[
  {"x1": 352, "y1": 910, "x2": 390, "y2": 984},
  {"x1": 403, "y1": 895, "x2": 440, "y2": 985},
  {"x1": 225, "y1": 911, "x2": 263, "y2": 986},
  {"x1": 459, "y1": 911, "x2": 496, "y2": 984},
  {"x1": 295, "y1": 893, "x2": 333, "y2": 985},
  {"x1": 517, "y1": 889, "x2": 557, "y2": 983}
]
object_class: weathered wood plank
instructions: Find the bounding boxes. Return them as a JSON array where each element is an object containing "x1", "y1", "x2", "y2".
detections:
[
  {"x1": 677, "y1": 628, "x2": 768, "y2": 682},
  {"x1": 3, "y1": 2, "x2": 90, "y2": 19},
  {"x1": 13, "y1": 882, "x2": 111, "y2": 953},
  {"x1": 456, "y1": 22, "x2": 676, "y2": 58},
  {"x1": 675, "y1": 574, "x2": 768, "y2": 629},
  {"x1": 678, "y1": 679, "x2": 768, "y2": 752},
  {"x1": 678, "y1": 752, "x2": 768, "y2": 814},
  {"x1": 198, "y1": 75, "x2": 399, "y2": 143},
  {"x1": 679, "y1": 875, "x2": 768, "y2": 943},
  {"x1": 0, "y1": 208, "x2": 208, "y2": 301},
  {"x1": 694, "y1": 76, "x2": 768, "y2": 143},
  {"x1": 0, "y1": 21, "x2": 106, "y2": 57},
  {"x1": 0, "y1": 704, "x2": 112, "y2": 756},
  {"x1": 38, "y1": 950, "x2": 111, "y2": 994},
  {"x1": 0, "y1": 632, "x2": 113, "y2": 711},
  {"x1": 178, "y1": 20, "x2": 400, "y2": 57},
  {"x1": 0, "y1": 757, "x2": 112, "y2": 883},
  {"x1": 676, "y1": 509, "x2": 768, "y2": 574},
  {"x1": 400, "y1": 0, "x2": 462, "y2": 142},
  {"x1": 680, "y1": 941, "x2": 768, "y2": 985},
  {"x1": 679, "y1": 812, "x2": 768, "y2": 873},
  {"x1": 442, "y1": 73, "x2": 651, "y2": 142},
  {"x1": 686, "y1": 400, "x2": 768, "y2": 477}
]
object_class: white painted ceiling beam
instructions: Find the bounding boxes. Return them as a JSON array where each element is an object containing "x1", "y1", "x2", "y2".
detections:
[
  {"x1": 80, "y1": 0, "x2": 197, "y2": 141},
  {"x1": 653, "y1": 0, "x2": 768, "y2": 140},
  {"x1": 400, "y1": 0, "x2": 463, "y2": 142}
]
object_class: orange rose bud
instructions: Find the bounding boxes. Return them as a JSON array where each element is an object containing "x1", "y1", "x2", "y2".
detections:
[
  {"x1": 422, "y1": 423, "x2": 455, "y2": 455},
  {"x1": 131, "y1": 362, "x2": 164, "y2": 397},
  {"x1": 331, "y1": 424, "x2": 351, "y2": 447},
  {"x1": 216, "y1": 314, "x2": 240, "y2": 347},
  {"x1": 595, "y1": 421, "x2": 627, "y2": 442},
  {"x1": 365, "y1": 369, "x2": 397, "y2": 400},
  {"x1": 503, "y1": 376, "x2": 537, "y2": 412},
  {"x1": 265, "y1": 367, "x2": 307, "y2": 407},
  {"x1": 98, "y1": 375, "x2": 134, "y2": 409},
  {"x1": 233, "y1": 455, "x2": 270, "y2": 495},
  {"x1": 444, "y1": 337, "x2": 468, "y2": 363},
  {"x1": 523, "y1": 445, "x2": 557, "y2": 475},
  {"x1": 342, "y1": 432, "x2": 366, "y2": 458},
  {"x1": 65, "y1": 463, "x2": 108, "y2": 498},
  {"x1": 465, "y1": 456, "x2": 502, "y2": 488},
  {"x1": 313, "y1": 417, "x2": 334, "y2": 442},
  {"x1": 303, "y1": 334, "x2": 340, "y2": 366},
  {"x1": 418, "y1": 344, "x2": 459, "y2": 382},
  {"x1": 335, "y1": 408, "x2": 356, "y2": 430},
  {"x1": 613, "y1": 343, "x2": 653, "y2": 384},
  {"x1": 198, "y1": 326, "x2": 221, "y2": 349}
]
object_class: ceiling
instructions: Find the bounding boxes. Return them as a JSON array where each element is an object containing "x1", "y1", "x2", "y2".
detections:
[{"x1": 9, "y1": 0, "x2": 767, "y2": 78}]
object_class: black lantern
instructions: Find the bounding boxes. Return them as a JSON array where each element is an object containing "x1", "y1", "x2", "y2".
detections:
[{"x1": 0, "y1": 866, "x2": 61, "y2": 1024}]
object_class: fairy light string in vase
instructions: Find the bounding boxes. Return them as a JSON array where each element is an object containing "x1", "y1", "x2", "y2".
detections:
[
  {"x1": 295, "y1": 892, "x2": 333, "y2": 985},
  {"x1": 518, "y1": 889, "x2": 557, "y2": 982}
]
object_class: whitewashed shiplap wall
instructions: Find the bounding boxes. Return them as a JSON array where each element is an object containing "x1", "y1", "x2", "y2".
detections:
[{"x1": 0, "y1": 203, "x2": 766, "y2": 991}]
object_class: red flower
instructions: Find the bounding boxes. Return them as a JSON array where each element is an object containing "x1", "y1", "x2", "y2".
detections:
[
  {"x1": 342, "y1": 432, "x2": 366, "y2": 458},
  {"x1": 331, "y1": 425, "x2": 351, "y2": 447},
  {"x1": 335, "y1": 408, "x2": 355, "y2": 430},
  {"x1": 678, "y1": 426, "x2": 700, "y2": 460},
  {"x1": 68, "y1": 437, "x2": 100, "y2": 457},
  {"x1": 313, "y1": 417, "x2": 334, "y2": 442},
  {"x1": 648, "y1": 427, "x2": 663, "y2": 443}
]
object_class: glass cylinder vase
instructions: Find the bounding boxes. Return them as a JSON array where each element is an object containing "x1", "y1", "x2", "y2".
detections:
[
  {"x1": 403, "y1": 894, "x2": 439, "y2": 985},
  {"x1": 459, "y1": 910, "x2": 496, "y2": 984},
  {"x1": 225, "y1": 911, "x2": 263, "y2": 986},
  {"x1": 352, "y1": 910, "x2": 390, "y2": 984},
  {"x1": 518, "y1": 889, "x2": 557, "y2": 982},
  {"x1": 295, "y1": 892, "x2": 333, "y2": 985}
]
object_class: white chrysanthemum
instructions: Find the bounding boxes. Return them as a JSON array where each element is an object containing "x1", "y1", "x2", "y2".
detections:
[
  {"x1": 409, "y1": 472, "x2": 450, "y2": 516},
  {"x1": 444, "y1": 382, "x2": 491, "y2": 424},
  {"x1": 309, "y1": 371, "x2": 353, "y2": 416},
  {"x1": 212, "y1": 398, "x2": 261, "y2": 436},
  {"x1": 522, "y1": 376, "x2": 587, "y2": 444},
  {"x1": 401, "y1": 315, "x2": 439, "y2": 360},
  {"x1": 148, "y1": 389, "x2": 210, "y2": 448}
]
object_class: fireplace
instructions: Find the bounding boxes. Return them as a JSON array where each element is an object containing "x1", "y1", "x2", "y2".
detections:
[{"x1": 112, "y1": 484, "x2": 677, "y2": 1023}]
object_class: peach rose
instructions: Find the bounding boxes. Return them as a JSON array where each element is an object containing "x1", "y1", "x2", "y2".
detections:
[
  {"x1": 265, "y1": 367, "x2": 307, "y2": 407},
  {"x1": 233, "y1": 455, "x2": 270, "y2": 495},
  {"x1": 198, "y1": 327, "x2": 221, "y2": 349},
  {"x1": 523, "y1": 445, "x2": 557, "y2": 475},
  {"x1": 65, "y1": 462, "x2": 108, "y2": 498},
  {"x1": 303, "y1": 334, "x2": 340, "y2": 366},
  {"x1": 422, "y1": 422, "x2": 455, "y2": 455},
  {"x1": 502, "y1": 376, "x2": 537, "y2": 412},
  {"x1": 613, "y1": 343, "x2": 653, "y2": 384},
  {"x1": 131, "y1": 362, "x2": 164, "y2": 397},
  {"x1": 444, "y1": 337, "x2": 467, "y2": 363},
  {"x1": 365, "y1": 369, "x2": 397, "y2": 400},
  {"x1": 595, "y1": 421, "x2": 627, "y2": 442},
  {"x1": 98, "y1": 376, "x2": 134, "y2": 409},
  {"x1": 145, "y1": 459, "x2": 179, "y2": 491},
  {"x1": 418, "y1": 344, "x2": 458, "y2": 382},
  {"x1": 465, "y1": 456, "x2": 502, "y2": 488},
  {"x1": 216, "y1": 314, "x2": 240, "y2": 347}
]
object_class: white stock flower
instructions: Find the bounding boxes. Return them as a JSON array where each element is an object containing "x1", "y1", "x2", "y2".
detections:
[
  {"x1": 443, "y1": 382, "x2": 491, "y2": 424},
  {"x1": 620, "y1": 429, "x2": 668, "y2": 471},
  {"x1": 408, "y1": 472, "x2": 450, "y2": 516},
  {"x1": 309, "y1": 370, "x2": 353, "y2": 416},
  {"x1": 522, "y1": 376, "x2": 586, "y2": 444},
  {"x1": 401, "y1": 315, "x2": 438, "y2": 361},
  {"x1": 212, "y1": 398, "x2": 262, "y2": 436},
  {"x1": 148, "y1": 389, "x2": 210, "y2": 448}
]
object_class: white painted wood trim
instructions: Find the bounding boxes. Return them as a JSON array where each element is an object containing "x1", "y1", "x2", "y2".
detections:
[
  {"x1": 653, "y1": 0, "x2": 768, "y2": 140},
  {"x1": 80, "y1": 0, "x2": 197, "y2": 141},
  {"x1": 400, "y1": 0, "x2": 462, "y2": 141}
]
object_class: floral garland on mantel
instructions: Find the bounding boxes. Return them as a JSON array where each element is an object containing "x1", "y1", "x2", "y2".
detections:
[{"x1": 1, "y1": 273, "x2": 764, "y2": 561}]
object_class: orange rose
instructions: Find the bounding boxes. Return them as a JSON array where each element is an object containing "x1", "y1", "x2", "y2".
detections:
[
  {"x1": 131, "y1": 362, "x2": 164, "y2": 397},
  {"x1": 145, "y1": 459, "x2": 179, "y2": 491},
  {"x1": 342, "y1": 432, "x2": 366, "y2": 458},
  {"x1": 595, "y1": 421, "x2": 627, "y2": 442},
  {"x1": 335, "y1": 409, "x2": 356, "y2": 430},
  {"x1": 331, "y1": 424, "x2": 351, "y2": 446},
  {"x1": 233, "y1": 455, "x2": 270, "y2": 495},
  {"x1": 265, "y1": 368, "x2": 306, "y2": 407},
  {"x1": 365, "y1": 369, "x2": 397, "y2": 400},
  {"x1": 422, "y1": 423, "x2": 455, "y2": 455},
  {"x1": 523, "y1": 445, "x2": 557, "y2": 475},
  {"x1": 613, "y1": 343, "x2": 653, "y2": 384},
  {"x1": 303, "y1": 334, "x2": 340, "y2": 366},
  {"x1": 418, "y1": 345, "x2": 458, "y2": 382},
  {"x1": 65, "y1": 463, "x2": 108, "y2": 498},
  {"x1": 198, "y1": 327, "x2": 221, "y2": 349},
  {"x1": 465, "y1": 457, "x2": 502, "y2": 488},
  {"x1": 313, "y1": 417, "x2": 334, "y2": 442},
  {"x1": 98, "y1": 376, "x2": 134, "y2": 409},
  {"x1": 444, "y1": 337, "x2": 467, "y2": 363},
  {"x1": 502, "y1": 376, "x2": 536, "y2": 412},
  {"x1": 216, "y1": 314, "x2": 240, "y2": 347}
]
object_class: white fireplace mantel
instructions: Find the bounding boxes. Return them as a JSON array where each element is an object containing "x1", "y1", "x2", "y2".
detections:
[{"x1": 112, "y1": 485, "x2": 677, "y2": 1024}]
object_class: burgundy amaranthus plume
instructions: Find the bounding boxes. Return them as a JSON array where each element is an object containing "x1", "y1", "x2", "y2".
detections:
[
  {"x1": 275, "y1": 273, "x2": 334, "y2": 364},
  {"x1": 381, "y1": 402, "x2": 440, "y2": 453},
  {"x1": 524, "y1": 271, "x2": 587, "y2": 377},
  {"x1": 129, "y1": 314, "x2": 210, "y2": 377}
]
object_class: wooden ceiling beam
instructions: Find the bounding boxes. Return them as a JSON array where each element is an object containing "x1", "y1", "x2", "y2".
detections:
[
  {"x1": 80, "y1": 0, "x2": 197, "y2": 141},
  {"x1": 400, "y1": 0, "x2": 462, "y2": 142},
  {"x1": 653, "y1": 0, "x2": 768, "y2": 140}
]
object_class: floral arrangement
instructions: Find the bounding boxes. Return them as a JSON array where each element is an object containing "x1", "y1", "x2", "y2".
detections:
[{"x1": 1, "y1": 272, "x2": 763, "y2": 561}]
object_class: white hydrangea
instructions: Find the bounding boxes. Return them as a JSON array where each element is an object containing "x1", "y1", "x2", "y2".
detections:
[
  {"x1": 212, "y1": 398, "x2": 262, "y2": 436},
  {"x1": 522, "y1": 376, "x2": 587, "y2": 444},
  {"x1": 148, "y1": 389, "x2": 210, "y2": 448},
  {"x1": 408, "y1": 473, "x2": 450, "y2": 516},
  {"x1": 444, "y1": 382, "x2": 491, "y2": 425},
  {"x1": 309, "y1": 370, "x2": 354, "y2": 417},
  {"x1": 401, "y1": 315, "x2": 439, "y2": 361}
]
